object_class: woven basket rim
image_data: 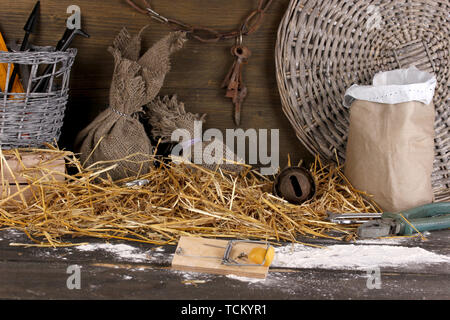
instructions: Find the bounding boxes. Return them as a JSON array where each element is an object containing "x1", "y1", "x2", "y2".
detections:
[
  {"x1": 275, "y1": 0, "x2": 449, "y2": 201},
  {"x1": 0, "y1": 46, "x2": 76, "y2": 149},
  {"x1": 0, "y1": 48, "x2": 77, "y2": 63}
]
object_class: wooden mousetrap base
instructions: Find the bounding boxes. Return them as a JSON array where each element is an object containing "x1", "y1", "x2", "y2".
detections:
[{"x1": 171, "y1": 236, "x2": 269, "y2": 279}]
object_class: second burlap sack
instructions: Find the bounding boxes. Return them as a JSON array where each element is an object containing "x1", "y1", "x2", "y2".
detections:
[
  {"x1": 146, "y1": 95, "x2": 244, "y2": 173},
  {"x1": 344, "y1": 67, "x2": 436, "y2": 212}
]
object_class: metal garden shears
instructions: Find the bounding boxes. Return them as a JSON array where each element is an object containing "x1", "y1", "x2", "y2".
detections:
[{"x1": 357, "y1": 202, "x2": 450, "y2": 238}]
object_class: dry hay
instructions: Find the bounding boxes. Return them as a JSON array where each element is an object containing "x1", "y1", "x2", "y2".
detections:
[{"x1": 0, "y1": 146, "x2": 381, "y2": 247}]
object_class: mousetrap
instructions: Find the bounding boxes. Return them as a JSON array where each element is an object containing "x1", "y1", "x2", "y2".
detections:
[{"x1": 171, "y1": 236, "x2": 274, "y2": 279}]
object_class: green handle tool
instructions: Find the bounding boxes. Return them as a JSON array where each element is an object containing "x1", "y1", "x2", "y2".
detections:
[{"x1": 357, "y1": 202, "x2": 450, "y2": 238}]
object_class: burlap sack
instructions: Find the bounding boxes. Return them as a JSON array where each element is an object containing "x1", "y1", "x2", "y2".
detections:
[
  {"x1": 75, "y1": 28, "x2": 186, "y2": 180},
  {"x1": 344, "y1": 68, "x2": 436, "y2": 212},
  {"x1": 147, "y1": 95, "x2": 244, "y2": 173}
]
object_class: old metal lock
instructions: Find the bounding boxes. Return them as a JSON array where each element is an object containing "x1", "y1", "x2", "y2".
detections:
[{"x1": 273, "y1": 166, "x2": 316, "y2": 205}]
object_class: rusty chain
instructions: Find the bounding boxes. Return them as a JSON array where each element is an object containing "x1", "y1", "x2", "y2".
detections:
[{"x1": 126, "y1": 0, "x2": 274, "y2": 43}]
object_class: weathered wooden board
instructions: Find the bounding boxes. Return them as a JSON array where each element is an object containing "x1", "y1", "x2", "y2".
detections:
[
  {"x1": 0, "y1": 151, "x2": 66, "y2": 202},
  {"x1": 0, "y1": 152, "x2": 66, "y2": 183},
  {"x1": 0, "y1": 184, "x2": 34, "y2": 203},
  {"x1": 0, "y1": 0, "x2": 313, "y2": 169},
  {"x1": 0, "y1": 229, "x2": 449, "y2": 300},
  {"x1": 172, "y1": 236, "x2": 269, "y2": 279}
]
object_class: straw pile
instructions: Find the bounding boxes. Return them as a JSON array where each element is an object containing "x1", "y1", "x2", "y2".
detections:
[{"x1": 0, "y1": 146, "x2": 380, "y2": 247}]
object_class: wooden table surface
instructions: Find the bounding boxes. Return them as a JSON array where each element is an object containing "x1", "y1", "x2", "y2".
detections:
[
  {"x1": 1, "y1": 228, "x2": 449, "y2": 300},
  {"x1": 0, "y1": 0, "x2": 313, "y2": 168}
]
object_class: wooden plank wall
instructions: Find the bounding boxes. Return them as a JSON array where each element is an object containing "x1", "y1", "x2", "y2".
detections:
[{"x1": 0, "y1": 0, "x2": 314, "y2": 168}]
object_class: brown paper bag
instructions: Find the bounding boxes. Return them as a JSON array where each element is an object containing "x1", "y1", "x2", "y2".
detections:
[{"x1": 344, "y1": 100, "x2": 435, "y2": 212}]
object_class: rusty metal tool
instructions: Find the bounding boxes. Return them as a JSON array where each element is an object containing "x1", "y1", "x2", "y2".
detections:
[{"x1": 222, "y1": 41, "x2": 251, "y2": 126}]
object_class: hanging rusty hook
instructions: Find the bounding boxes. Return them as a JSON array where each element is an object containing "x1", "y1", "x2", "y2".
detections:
[{"x1": 125, "y1": 0, "x2": 149, "y2": 15}]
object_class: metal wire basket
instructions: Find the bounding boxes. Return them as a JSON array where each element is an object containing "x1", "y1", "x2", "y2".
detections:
[
  {"x1": 0, "y1": 46, "x2": 77, "y2": 149},
  {"x1": 275, "y1": 0, "x2": 449, "y2": 201}
]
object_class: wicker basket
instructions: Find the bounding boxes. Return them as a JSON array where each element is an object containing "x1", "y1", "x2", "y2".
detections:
[
  {"x1": 0, "y1": 47, "x2": 77, "y2": 149},
  {"x1": 275, "y1": 0, "x2": 449, "y2": 201}
]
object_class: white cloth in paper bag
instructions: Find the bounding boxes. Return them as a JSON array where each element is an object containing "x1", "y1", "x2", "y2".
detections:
[{"x1": 344, "y1": 66, "x2": 436, "y2": 107}]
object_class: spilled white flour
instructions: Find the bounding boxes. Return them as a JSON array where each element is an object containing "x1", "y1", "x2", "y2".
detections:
[
  {"x1": 272, "y1": 244, "x2": 450, "y2": 270},
  {"x1": 1, "y1": 228, "x2": 24, "y2": 239},
  {"x1": 354, "y1": 237, "x2": 410, "y2": 245},
  {"x1": 76, "y1": 243, "x2": 149, "y2": 262},
  {"x1": 226, "y1": 274, "x2": 266, "y2": 283},
  {"x1": 73, "y1": 240, "x2": 449, "y2": 275}
]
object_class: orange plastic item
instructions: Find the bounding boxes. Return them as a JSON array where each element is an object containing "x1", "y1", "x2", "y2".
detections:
[{"x1": 0, "y1": 32, "x2": 25, "y2": 94}]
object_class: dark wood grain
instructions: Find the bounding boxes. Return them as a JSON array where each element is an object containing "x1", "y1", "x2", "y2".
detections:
[
  {"x1": 0, "y1": 0, "x2": 313, "y2": 168},
  {"x1": 1, "y1": 229, "x2": 449, "y2": 300}
]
